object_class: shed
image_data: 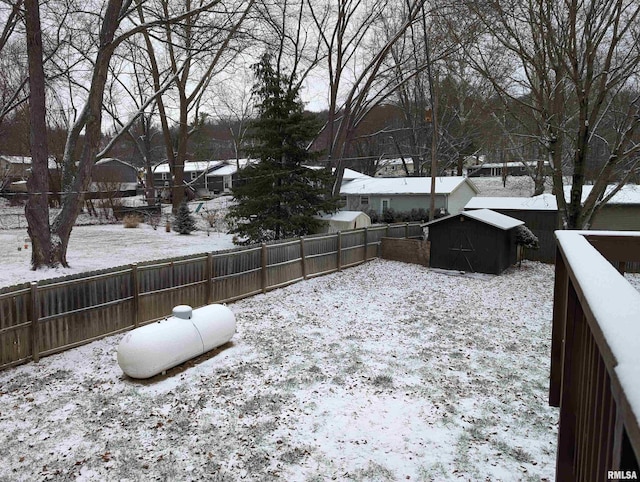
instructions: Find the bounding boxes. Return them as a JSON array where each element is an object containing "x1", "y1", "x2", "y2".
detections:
[
  {"x1": 426, "y1": 208, "x2": 524, "y2": 274},
  {"x1": 315, "y1": 211, "x2": 371, "y2": 233},
  {"x1": 464, "y1": 194, "x2": 559, "y2": 263}
]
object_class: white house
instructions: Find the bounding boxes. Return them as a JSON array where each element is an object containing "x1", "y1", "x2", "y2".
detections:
[{"x1": 340, "y1": 176, "x2": 479, "y2": 216}]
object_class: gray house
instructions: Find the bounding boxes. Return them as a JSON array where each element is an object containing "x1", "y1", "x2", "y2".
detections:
[
  {"x1": 340, "y1": 176, "x2": 479, "y2": 217},
  {"x1": 90, "y1": 158, "x2": 139, "y2": 198},
  {"x1": 153, "y1": 160, "x2": 224, "y2": 197}
]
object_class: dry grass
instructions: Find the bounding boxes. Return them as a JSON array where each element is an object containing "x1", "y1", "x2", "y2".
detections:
[{"x1": 122, "y1": 214, "x2": 142, "y2": 228}]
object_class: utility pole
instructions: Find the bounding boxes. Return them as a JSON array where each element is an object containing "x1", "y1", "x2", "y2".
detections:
[{"x1": 422, "y1": 5, "x2": 438, "y2": 221}]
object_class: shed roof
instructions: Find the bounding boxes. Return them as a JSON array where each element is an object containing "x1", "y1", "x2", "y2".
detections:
[
  {"x1": 317, "y1": 211, "x2": 369, "y2": 222},
  {"x1": 465, "y1": 194, "x2": 558, "y2": 211},
  {"x1": 340, "y1": 176, "x2": 478, "y2": 195},
  {"x1": 463, "y1": 209, "x2": 524, "y2": 230},
  {"x1": 426, "y1": 208, "x2": 524, "y2": 231}
]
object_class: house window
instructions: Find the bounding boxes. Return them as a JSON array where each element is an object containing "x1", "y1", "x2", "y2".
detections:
[
  {"x1": 161, "y1": 172, "x2": 168, "y2": 181},
  {"x1": 191, "y1": 172, "x2": 197, "y2": 180},
  {"x1": 381, "y1": 198, "x2": 390, "y2": 212},
  {"x1": 360, "y1": 196, "x2": 369, "y2": 206}
]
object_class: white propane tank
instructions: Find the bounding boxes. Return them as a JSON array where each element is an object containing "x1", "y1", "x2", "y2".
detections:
[{"x1": 117, "y1": 304, "x2": 236, "y2": 379}]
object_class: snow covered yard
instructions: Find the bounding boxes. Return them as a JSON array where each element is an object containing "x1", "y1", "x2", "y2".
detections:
[
  {"x1": 0, "y1": 196, "x2": 236, "y2": 289},
  {"x1": 0, "y1": 259, "x2": 559, "y2": 481}
]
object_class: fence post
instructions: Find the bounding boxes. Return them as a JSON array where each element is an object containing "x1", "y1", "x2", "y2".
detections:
[
  {"x1": 30, "y1": 282, "x2": 40, "y2": 363},
  {"x1": 405, "y1": 222, "x2": 409, "y2": 238},
  {"x1": 131, "y1": 263, "x2": 140, "y2": 328},
  {"x1": 261, "y1": 243, "x2": 268, "y2": 293},
  {"x1": 386, "y1": 224, "x2": 390, "y2": 238},
  {"x1": 206, "y1": 252, "x2": 213, "y2": 305},
  {"x1": 364, "y1": 227, "x2": 369, "y2": 262},
  {"x1": 337, "y1": 231, "x2": 342, "y2": 271},
  {"x1": 300, "y1": 237, "x2": 307, "y2": 280}
]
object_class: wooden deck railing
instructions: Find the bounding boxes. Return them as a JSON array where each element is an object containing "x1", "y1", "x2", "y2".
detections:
[
  {"x1": 0, "y1": 223, "x2": 423, "y2": 371},
  {"x1": 550, "y1": 231, "x2": 640, "y2": 481}
]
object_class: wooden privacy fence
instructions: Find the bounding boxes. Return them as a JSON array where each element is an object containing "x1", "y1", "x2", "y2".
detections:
[
  {"x1": 550, "y1": 231, "x2": 640, "y2": 481},
  {"x1": 0, "y1": 223, "x2": 423, "y2": 371}
]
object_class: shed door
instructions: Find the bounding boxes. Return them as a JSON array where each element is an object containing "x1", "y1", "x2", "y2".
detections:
[{"x1": 449, "y1": 230, "x2": 476, "y2": 271}]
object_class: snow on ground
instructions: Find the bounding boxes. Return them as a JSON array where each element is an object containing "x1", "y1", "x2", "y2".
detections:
[
  {"x1": 0, "y1": 259, "x2": 558, "y2": 481},
  {"x1": 0, "y1": 197, "x2": 235, "y2": 289},
  {"x1": 470, "y1": 176, "x2": 554, "y2": 197}
]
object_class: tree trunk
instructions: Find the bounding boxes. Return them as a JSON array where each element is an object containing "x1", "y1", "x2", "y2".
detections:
[{"x1": 24, "y1": 0, "x2": 53, "y2": 269}]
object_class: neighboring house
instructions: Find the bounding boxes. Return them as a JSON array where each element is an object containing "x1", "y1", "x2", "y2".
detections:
[
  {"x1": 2, "y1": 156, "x2": 62, "y2": 195},
  {"x1": 206, "y1": 163, "x2": 238, "y2": 194},
  {"x1": 464, "y1": 194, "x2": 559, "y2": 263},
  {"x1": 426, "y1": 208, "x2": 524, "y2": 275},
  {"x1": 375, "y1": 158, "x2": 415, "y2": 177},
  {"x1": 340, "y1": 176, "x2": 479, "y2": 217},
  {"x1": 573, "y1": 184, "x2": 640, "y2": 231},
  {"x1": 468, "y1": 161, "x2": 550, "y2": 178},
  {"x1": 315, "y1": 211, "x2": 371, "y2": 233},
  {"x1": 90, "y1": 158, "x2": 139, "y2": 198},
  {"x1": 153, "y1": 160, "x2": 224, "y2": 197},
  {"x1": 0, "y1": 156, "x2": 32, "y2": 188}
]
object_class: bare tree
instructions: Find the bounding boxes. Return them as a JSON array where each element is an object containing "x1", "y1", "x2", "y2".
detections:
[
  {"x1": 137, "y1": 0, "x2": 255, "y2": 212},
  {"x1": 461, "y1": 0, "x2": 640, "y2": 228},
  {"x1": 308, "y1": 0, "x2": 433, "y2": 196},
  {"x1": 24, "y1": 0, "x2": 241, "y2": 268}
]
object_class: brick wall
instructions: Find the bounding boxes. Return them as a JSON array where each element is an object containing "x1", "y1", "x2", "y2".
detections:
[{"x1": 380, "y1": 237, "x2": 430, "y2": 267}]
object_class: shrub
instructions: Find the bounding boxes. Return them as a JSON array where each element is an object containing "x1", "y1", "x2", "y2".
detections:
[
  {"x1": 122, "y1": 214, "x2": 142, "y2": 228},
  {"x1": 366, "y1": 209, "x2": 380, "y2": 224},
  {"x1": 172, "y1": 201, "x2": 197, "y2": 234},
  {"x1": 382, "y1": 208, "x2": 396, "y2": 224},
  {"x1": 514, "y1": 225, "x2": 539, "y2": 249}
]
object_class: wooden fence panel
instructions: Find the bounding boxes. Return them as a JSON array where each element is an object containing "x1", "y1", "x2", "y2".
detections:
[
  {"x1": 0, "y1": 288, "x2": 31, "y2": 367},
  {"x1": 0, "y1": 223, "x2": 423, "y2": 370},
  {"x1": 341, "y1": 230, "x2": 366, "y2": 268},
  {"x1": 211, "y1": 248, "x2": 262, "y2": 303},
  {"x1": 36, "y1": 271, "x2": 134, "y2": 356},
  {"x1": 304, "y1": 235, "x2": 339, "y2": 277},
  {"x1": 266, "y1": 241, "x2": 303, "y2": 289}
]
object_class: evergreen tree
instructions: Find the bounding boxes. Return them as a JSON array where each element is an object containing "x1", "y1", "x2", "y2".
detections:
[
  {"x1": 173, "y1": 201, "x2": 197, "y2": 234},
  {"x1": 227, "y1": 54, "x2": 338, "y2": 244}
]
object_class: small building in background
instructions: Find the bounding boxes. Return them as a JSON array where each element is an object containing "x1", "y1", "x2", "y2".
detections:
[
  {"x1": 315, "y1": 211, "x2": 371, "y2": 233},
  {"x1": 426, "y1": 208, "x2": 524, "y2": 275},
  {"x1": 467, "y1": 161, "x2": 550, "y2": 178}
]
